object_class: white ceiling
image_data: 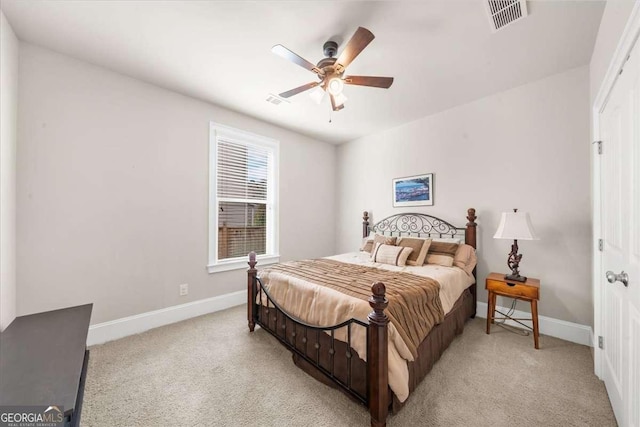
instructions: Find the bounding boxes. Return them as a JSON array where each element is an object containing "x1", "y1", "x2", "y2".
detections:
[{"x1": 2, "y1": 1, "x2": 604, "y2": 144}]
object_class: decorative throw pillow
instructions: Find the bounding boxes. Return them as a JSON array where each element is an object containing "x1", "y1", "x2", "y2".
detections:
[
  {"x1": 453, "y1": 244, "x2": 477, "y2": 276},
  {"x1": 360, "y1": 237, "x2": 374, "y2": 253},
  {"x1": 373, "y1": 234, "x2": 397, "y2": 247},
  {"x1": 371, "y1": 243, "x2": 413, "y2": 266},
  {"x1": 360, "y1": 234, "x2": 395, "y2": 253},
  {"x1": 425, "y1": 241, "x2": 459, "y2": 267},
  {"x1": 397, "y1": 237, "x2": 432, "y2": 266},
  {"x1": 369, "y1": 242, "x2": 385, "y2": 261}
]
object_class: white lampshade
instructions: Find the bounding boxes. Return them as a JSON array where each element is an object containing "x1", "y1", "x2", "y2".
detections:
[
  {"x1": 493, "y1": 211, "x2": 539, "y2": 240},
  {"x1": 333, "y1": 92, "x2": 348, "y2": 107},
  {"x1": 308, "y1": 86, "x2": 325, "y2": 104},
  {"x1": 327, "y1": 77, "x2": 344, "y2": 95}
]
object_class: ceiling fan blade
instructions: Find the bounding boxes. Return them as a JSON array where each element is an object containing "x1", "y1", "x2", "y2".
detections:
[
  {"x1": 279, "y1": 82, "x2": 320, "y2": 98},
  {"x1": 344, "y1": 75, "x2": 394, "y2": 89},
  {"x1": 272, "y1": 44, "x2": 323, "y2": 75},
  {"x1": 330, "y1": 94, "x2": 345, "y2": 112},
  {"x1": 335, "y1": 27, "x2": 375, "y2": 72}
]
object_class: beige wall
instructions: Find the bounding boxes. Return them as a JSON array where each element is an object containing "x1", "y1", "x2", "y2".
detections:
[
  {"x1": 17, "y1": 43, "x2": 336, "y2": 324},
  {"x1": 336, "y1": 66, "x2": 592, "y2": 326},
  {"x1": 590, "y1": 0, "x2": 637, "y2": 102},
  {"x1": 0, "y1": 11, "x2": 19, "y2": 331},
  {"x1": 15, "y1": 5, "x2": 630, "y2": 329}
]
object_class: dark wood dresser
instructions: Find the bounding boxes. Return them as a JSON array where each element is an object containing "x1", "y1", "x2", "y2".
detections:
[{"x1": 0, "y1": 304, "x2": 92, "y2": 427}]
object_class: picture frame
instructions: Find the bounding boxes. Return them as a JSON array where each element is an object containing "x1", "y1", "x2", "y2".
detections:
[{"x1": 393, "y1": 173, "x2": 434, "y2": 207}]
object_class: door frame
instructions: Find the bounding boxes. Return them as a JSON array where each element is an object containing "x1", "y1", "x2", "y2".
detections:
[{"x1": 592, "y1": 3, "x2": 640, "y2": 379}]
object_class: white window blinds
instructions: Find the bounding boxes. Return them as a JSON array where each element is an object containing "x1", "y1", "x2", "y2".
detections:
[
  {"x1": 216, "y1": 139, "x2": 271, "y2": 260},
  {"x1": 209, "y1": 123, "x2": 279, "y2": 271},
  {"x1": 217, "y1": 140, "x2": 269, "y2": 201}
]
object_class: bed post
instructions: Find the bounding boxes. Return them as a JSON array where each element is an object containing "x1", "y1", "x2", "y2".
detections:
[
  {"x1": 247, "y1": 251, "x2": 258, "y2": 332},
  {"x1": 465, "y1": 208, "x2": 477, "y2": 248},
  {"x1": 465, "y1": 208, "x2": 478, "y2": 318},
  {"x1": 363, "y1": 211, "x2": 370, "y2": 238},
  {"x1": 367, "y1": 282, "x2": 389, "y2": 427}
]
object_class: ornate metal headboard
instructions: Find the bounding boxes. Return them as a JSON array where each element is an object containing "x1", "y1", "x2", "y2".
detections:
[
  {"x1": 362, "y1": 208, "x2": 477, "y2": 249},
  {"x1": 362, "y1": 208, "x2": 478, "y2": 319}
]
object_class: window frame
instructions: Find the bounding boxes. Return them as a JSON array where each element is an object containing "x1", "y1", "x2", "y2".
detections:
[{"x1": 208, "y1": 122, "x2": 279, "y2": 273}]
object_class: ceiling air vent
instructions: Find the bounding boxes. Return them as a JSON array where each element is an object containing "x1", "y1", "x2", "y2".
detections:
[
  {"x1": 266, "y1": 94, "x2": 289, "y2": 105},
  {"x1": 485, "y1": 0, "x2": 528, "y2": 32}
]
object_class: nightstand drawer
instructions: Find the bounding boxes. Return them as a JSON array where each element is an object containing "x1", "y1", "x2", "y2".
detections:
[{"x1": 486, "y1": 278, "x2": 539, "y2": 300}]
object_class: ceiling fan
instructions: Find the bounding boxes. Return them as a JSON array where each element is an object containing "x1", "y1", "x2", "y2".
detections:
[{"x1": 272, "y1": 27, "x2": 394, "y2": 112}]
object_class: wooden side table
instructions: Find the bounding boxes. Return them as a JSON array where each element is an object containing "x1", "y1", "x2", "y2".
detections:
[{"x1": 485, "y1": 272, "x2": 540, "y2": 349}]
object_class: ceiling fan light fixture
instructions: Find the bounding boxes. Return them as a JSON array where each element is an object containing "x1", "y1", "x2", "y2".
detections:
[
  {"x1": 308, "y1": 86, "x2": 325, "y2": 104},
  {"x1": 327, "y1": 77, "x2": 344, "y2": 96},
  {"x1": 334, "y1": 92, "x2": 348, "y2": 107}
]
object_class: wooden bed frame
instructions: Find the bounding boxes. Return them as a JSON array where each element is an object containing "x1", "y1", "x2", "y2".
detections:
[{"x1": 247, "y1": 208, "x2": 477, "y2": 427}]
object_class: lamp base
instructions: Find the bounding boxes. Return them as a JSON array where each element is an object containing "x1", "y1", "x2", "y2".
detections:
[{"x1": 504, "y1": 274, "x2": 527, "y2": 283}]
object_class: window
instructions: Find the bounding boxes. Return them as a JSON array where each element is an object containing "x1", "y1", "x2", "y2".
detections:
[{"x1": 208, "y1": 123, "x2": 279, "y2": 273}]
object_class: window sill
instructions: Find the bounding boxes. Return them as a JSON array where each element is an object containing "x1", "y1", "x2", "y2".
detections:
[{"x1": 207, "y1": 255, "x2": 280, "y2": 274}]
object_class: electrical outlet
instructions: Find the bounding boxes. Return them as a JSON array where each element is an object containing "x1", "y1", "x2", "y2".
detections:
[{"x1": 179, "y1": 283, "x2": 188, "y2": 296}]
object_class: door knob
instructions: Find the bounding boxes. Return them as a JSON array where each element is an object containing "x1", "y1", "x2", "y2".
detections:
[{"x1": 606, "y1": 270, "x2": 629, "y2": 287}]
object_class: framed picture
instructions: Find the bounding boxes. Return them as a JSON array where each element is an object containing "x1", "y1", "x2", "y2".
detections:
[{"x1": 393, "y1": 173, "x2": 434, "y2": 207}]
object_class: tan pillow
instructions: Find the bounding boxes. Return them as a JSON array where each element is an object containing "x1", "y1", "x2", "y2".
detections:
[
  {"x1": 361, "y1": 234, "x2": 395, "y2": 253},
  {"x1": 425, "y1": 241, "x2": 459, "y2": 267},
  {"x1": 373, "y1": 234, "x2": 397, "y2": 247},
  {"x1": 453, "y1": 244, "x2": 477, "y2": 276},
  {"x1": 360, "y1": 237, "x2": 374, "y2": 253},
  {"x1": 425, "y1": 254, "x2": 454, "y2": 267},
  {"x1": 397, "y1": 237, "x2": 432, "y2": 266},
  {"x1": 371, "y1": 243, "x2": 413, "y2": 266}
]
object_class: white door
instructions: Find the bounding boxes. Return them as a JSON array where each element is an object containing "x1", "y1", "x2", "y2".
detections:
[{"x1": 600, "y1": 36, "x2": 640, "y2": 427}]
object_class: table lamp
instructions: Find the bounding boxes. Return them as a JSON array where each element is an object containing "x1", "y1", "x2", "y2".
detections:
[{"x1": 493, "y1": 209, "x2": 539, "y2": 282}]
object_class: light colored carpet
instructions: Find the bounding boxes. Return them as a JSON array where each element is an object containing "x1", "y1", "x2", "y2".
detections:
[{"x1": 83, "y1": 305, "x2": 615, "y2": 427}]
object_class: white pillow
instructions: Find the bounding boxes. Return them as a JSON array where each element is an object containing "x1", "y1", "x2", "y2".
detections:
[
  {"x1": 431, "y1": 237, "x2": 463, "y2": 244},
  {"x1": 391, "y1": 235, "x2": 462, "y2": 244}
]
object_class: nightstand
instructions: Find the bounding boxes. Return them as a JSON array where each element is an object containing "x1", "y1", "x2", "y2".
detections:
[{"x1": 485, "y1": 272, "x2": 540, "y2": 349}]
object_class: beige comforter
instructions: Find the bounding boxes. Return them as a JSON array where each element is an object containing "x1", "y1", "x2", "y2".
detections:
[{"x1": 258, "y1": 258, "x2": 445, "y2": 402}]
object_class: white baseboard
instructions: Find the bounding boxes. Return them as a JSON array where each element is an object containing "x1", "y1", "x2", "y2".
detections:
[
  {"x1": 477, "y1": 302, "x2": 593, "y2": 347},
  {"x1": 86, "y1": 293, "x2": 592, "y2": 347},
  {"x1": 87, "y1": 290, "x2": 246, "y2": 346}
]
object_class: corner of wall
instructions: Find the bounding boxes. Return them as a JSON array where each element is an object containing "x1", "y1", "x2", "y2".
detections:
[{"x1": 0, "y1": 10, "x2": 19, "y2": 331}]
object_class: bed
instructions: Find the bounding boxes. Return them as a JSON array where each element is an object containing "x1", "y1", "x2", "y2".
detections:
[{"x1": 246, "y1": 209, "x2": 478, "y2": 427}]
